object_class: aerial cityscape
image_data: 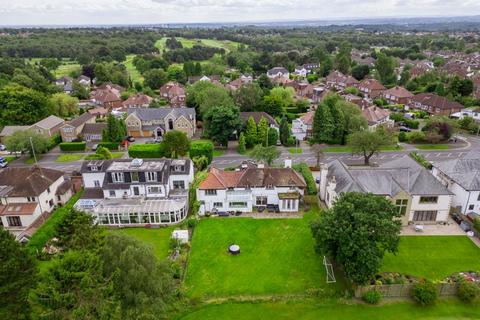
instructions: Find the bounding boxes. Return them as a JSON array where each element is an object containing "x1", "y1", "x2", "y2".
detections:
[{"x1": 1, "y1": 1, "x2": 480, "y2": 319}]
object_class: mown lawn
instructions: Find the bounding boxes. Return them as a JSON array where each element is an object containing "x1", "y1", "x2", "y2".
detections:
[
  {"x1": 54, "y1": 62, "x2": 81, "y2": 78},
  {"x1": 184, "y1": 208, "x2": 344, "y2": 298},
  {"x1": 380, "y1": 236, "x2": 480, "y2": 280},
  {"x1": 55, "y1": 153, "x2": 85, "y2": 163},
  {"x1": 179, "y1": 299, "x2": 480, "y2": 320},
  {"x1": 111, "y1": 227, "x2": 174, "y2": 260},
  {"x1": 84, "y1": 152, "x2": 124, "y2": 160},
  {"x1": 123, "y1": 54, "x2": 144, "y2": 84},
  {"x1": 414, "y1": 144, "x2": 450, "y2": 150},
  {"x1": 155, "y1": 37, "x2": 241, "y2": 53}
]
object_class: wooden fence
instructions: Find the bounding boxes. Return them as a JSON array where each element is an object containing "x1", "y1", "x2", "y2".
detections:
[{"x1": 354, "y1": 283, "x2": 458, "y2": 298}]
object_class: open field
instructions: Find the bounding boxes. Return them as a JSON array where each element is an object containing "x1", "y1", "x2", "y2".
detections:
[
  {"x1": 184, "y1": 208, "x2": 345, "y2": 299},
  {"x1": 179, "y1": 299, "x2": 480, "y2": 320},
  {"x1": 111, "y1": 227, "x2": 175, "y2": 260},
  {"x1": 123, "y1": 54, "x2": 144, "y2": 84},
  {"x1": 380, "y1": 236, "x2": 480, "y2": 280},
  {"x1": 25, "y1": 57, "x2": 81, "y2": 78},
  {"x1": 155, "y1": 37, "x2": 242, "y2": 53}
]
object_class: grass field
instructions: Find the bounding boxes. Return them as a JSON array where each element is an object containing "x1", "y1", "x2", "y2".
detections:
[
  {"x1": 179, "y1": 299, "x2": 480, "y2": 320},
  {"x1": 380, "y1": 236, "x2": 480, "y2": 280},
  {"x1": 54, "y1": 61, "x2": 81, "y2": 78},
  {"x1": 124, "y1": 54, "x2": 144, "y2": 84},
  {"x1": 111, "y1": 227, "x2": 174, "y2": 260},
  {"x1": 55, "y1": 154, "x2": 85, "y2": 163},
  {"x1": 184, "y1": 208, "x2": 345, "y2": 299},
  {"x1": 414, "y1": 144, "x2": 450, "y2": 150},
  {"x1": 24, "y1": 155, "x2": 42, "y2": 164},
  {"x1": 155, "y1": 37, "x2": 242, "y2": 53}
]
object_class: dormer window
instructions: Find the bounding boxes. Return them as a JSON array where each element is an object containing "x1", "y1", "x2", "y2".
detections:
[
  {"x1": 146, "y1": 172, "x2": 157, "y2": 182},
  {"x1": 112, "y1": 172, "x2": 124, "y2": 183},
  {"x1": 266, "y1": 184, "x2": 274, "y2": 190},
  {"x1": 90, "y1": 166, "x2": 98, "y2": 171}
]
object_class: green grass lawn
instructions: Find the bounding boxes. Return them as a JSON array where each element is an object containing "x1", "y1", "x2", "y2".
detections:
[
  {"x1": 54, "y1": 62, "x2": 81, "y2": 78},
  {"x1": 155, "y1": 37, "x2": 242, "y2": 53},
  {"x1": 213, "y1": 150, "x2": 224, "y2": 157},
  {"x1": 111, "y1": 227, "x2": 174, "y2": 260},
  {"x1": 323, "y1": 145, "x2": 402, "y2": 153},
  {"x1": 179, "y1": 299, "x2": 480, "y2": 320},
  {"x1": 84, "y1": 152, "x2": 124, "y2": 160},
  {"x1": 184, "y1": 208, "x2": 344, "y2": 299},
  {"x1": 55, "y1": 153, "x2": 85, "y2": 163},
  {"x1": 289, "y1": 148, "x2": 303, "y2": 154},
  {"x1": 414, "y1": 144, "x2": 450, "y2": 150},
  {"x1": 381, "y1": 236, "x2": 480, "y2": 280},
  {"x1": 4, "y1": 156, "x2": 17, "y2": 163},
  {"x1": 123, "y1": 54, "x2": 144, "y2": 84},
  {"x1": 24, "y1": 155, "x2": 42, "y2": 164}
]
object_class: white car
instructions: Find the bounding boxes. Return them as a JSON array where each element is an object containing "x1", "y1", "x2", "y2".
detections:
[{"x1": 0, "y1": 144, "x2": 6, "y2": 151}]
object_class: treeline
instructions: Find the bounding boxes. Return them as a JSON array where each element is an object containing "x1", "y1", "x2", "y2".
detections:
[{"x1": 163, "y1": 45, "x2": 225, "y2": 63}]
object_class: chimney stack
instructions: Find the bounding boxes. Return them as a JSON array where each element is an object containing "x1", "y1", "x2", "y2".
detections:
[{"x1": 284, "y1": 158, "x2": 292, "y2": 168}]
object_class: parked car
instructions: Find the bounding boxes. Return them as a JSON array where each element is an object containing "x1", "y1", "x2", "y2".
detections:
[
  {"x1": 91, "y1": 144, "x2": 98, "y2": 151},
  {"x1": 0, "y1": 157, "x2": 8, "y2": 168},
  {"x1": 315, "y1": 178, "x2": 320, "y2": 184},
  {"x1": 451, "y1": 213, "x2": 463, "y2": 225},
  {"x1": 0, "y1": 144, "x2": 6, "y2": 151},
  {"x1": 126, "y1": 136, "x2": 135, "y2": 142},
  {"x1": 399, "y1": 126, "x2": 412, "y2": 132}
]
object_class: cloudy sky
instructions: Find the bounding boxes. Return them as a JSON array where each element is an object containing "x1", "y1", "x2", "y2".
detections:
[{"x1": 0, "y1": 0, "x2": 478, "y2": 25}]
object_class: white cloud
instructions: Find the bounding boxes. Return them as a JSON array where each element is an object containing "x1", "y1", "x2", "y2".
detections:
[{"x1": 0, "y1": 0, "x2": 478, "y2": 25}]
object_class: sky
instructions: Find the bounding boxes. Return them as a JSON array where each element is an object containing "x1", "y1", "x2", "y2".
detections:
[{"x1": 0, "y1": 0, "x2": 479, "y2": 26}]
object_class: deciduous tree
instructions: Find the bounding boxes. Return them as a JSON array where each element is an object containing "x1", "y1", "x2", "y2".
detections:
[
  {"x1": 250, "y1": 145, "x2": 280, "y2": 166},
  {"x1": 203, "y1": 105, "x2": 241, "y2": 147},
  {"x1": 347, "y1": 128, "x2": 392, "y2": 165},
  {"x1": 162, "y1": 130, "x2": 191, "y2": 158}
]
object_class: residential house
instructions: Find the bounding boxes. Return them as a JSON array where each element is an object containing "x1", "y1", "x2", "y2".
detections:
[
  {"x1": 90, "y1": 84, "x2": 123, "y2": 109},
  {"x1": 159, "y1": 82, "x2": 187, "y2": 107},
  {"x1": 432, "y1": 152, "x2": 480, "y2": 215},
  {"x1": 121, "y1": 93, "x2": 153, "y2": 110},
  {"x1": 81, "y1": 123, "x2": 107, "y2": 142},
  {"x1": 286, "y1": 81, "x2": 314, "y2": 99},
  {"x1": 188, "y1": 75, "x2": 221, "y2": 85},
  {"x1": 225, "y1": 74, "x2": 253, "y2": 91},
  {"x1": 362, "y1": 106, "x2": 394, "y2": 130},
  {"x1": 318, "y1": 157, "x2": 453, "y2": 225},
  {"x1": 30, "y1": 115, "x2": 65, "y2": 137},
  {"x1": 55, "y1": 76, "x2": 73, "y2": 94},
  {"x1": 125, "y1": 108, "x2": 196, "y2": 139},
  {"x1": 77, "y1": 75, "x2": 91, "y2": 87},
  {"x1": 291, "y1": 111, "x2": 314, "y2": 141},
  {"x1": 325, "y1": 71, "x2": 359, "y2": 91},
  {"x1": 0, "y1": 125, "x2": 30, "y2": 143},
  {"x1": 294, "y1": 63, "x2": 319, "y2": 77},
  {"x1": 408, "y1": 93, "x2": 463, "y2": 116},
  {"x1": 357, "y1": 78, "x2": 386, "y2": 100},
  {"x1": 197, "y1": 160, "x2": 306, "y2": 214},
  {"x1": 240, "y1": 112, "x2": 279, "y2": 130},
  {"x1": 312, "y1": 86, "x2": 332, "y2": 103},
  {"x1": 88, "y1": 107, "x2": 108, "y2": 119},
  {"x1": 59, "y1": 112, "x2": 96, "y2": 142},
  {"x1": 267, "y1": 67, "x2": 289, "y2": 79},
  {"x1": 382, "y1": 86, "x2": 414, "y2": 105},
  {"x1": 76, "y1": 158, "x2": 194, "y2": 226},
  {"x1": 0, "y1": 166, "x2": 73, "y2": 241}
]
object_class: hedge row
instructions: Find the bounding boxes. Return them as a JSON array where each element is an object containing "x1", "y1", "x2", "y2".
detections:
[
  {"x1": 293, "y1": 162, "x2": 317, "y2": 195},
  {"x1": 128, "y1": 143, "x2": 167, "y2": 158},
  {"x1": 97, "y1": 142, "x2": 120, "y2": 150},
  {"x1": 59, "y1": 142, "x2": 86, "y2": 152},
  {"x1": 189, "y1": 140, "x2": 214, "y2": 164}
]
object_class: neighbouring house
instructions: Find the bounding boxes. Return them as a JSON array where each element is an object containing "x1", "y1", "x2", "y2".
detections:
[
  {"x1": 225, "y1": 74, "x2": 253, "y2": 91},
  {"x1": 0, "y1": 166, "x2": 73, "y2": 241},
  {"x1": 408, "y1": 93, "x2": 463, "y2": 116},
  {"x1": 90, "y1": 84, "x2": 123, "y2": 109},
  {"x1": 159, "y1": 82, "x2": 186, "y2": 107},
  {"x1": 291, "y1": 111, "x2": 314, "y2": 141},
  {"x1": 121, "y1": 93, "x2": 153, "y2": 110},
  {"x1": 312, "y1": 86, "x2": 332, "y2": 103},
  {"x1": 77, "y1": 75, "x2": 91, "y2": 87},
  {"x1": 362, "y1": 106, "x2": 394, "y2": 130},
  {"x1": 125, "y1": 108, "x2": 196, "y2": 139},
  {"x1": 240, "y1": 112, "x2": 279, "y2": 130},
  {"x1": 59, "y1": 112, "x2": 96, "y2": 142},
  {"x1": 432, "y1": 152, "x2": 480, "y2": 215},
  {"x1": 318, "y1": 157, "x2": 453, "y2": 225},
  {"x1": 55, "y1": 76, "x2": 73, "y2": 94},
  {"x1": 81, "y1": 123, "x2": 107, "y2": 142},
  {"x1": 286, "y1": 81, "x2": 314, "y2": 99},
  {"x1": 88, "y1": 106, "x2": 109, "y2": 119},
  {"x1": 76, "y1": 158, "x2": 194, "y2": 226},
  {"x1": 29, "y1": 115, "x2": 65, "y2": 137},
  {"x1": 271, "y1": 75, "x2": 294, "y2": 86},
  {"x1": 357, "y1": 78, "x2": 386, "y2": 100},
  {"x1": 188, "y1": 75, "x2": 221, "y2": 85},
  {"x1": 197, "y1": 160, "x2": 306, "y2": 214},
  {"x1": 0, "y1": 125, "x2": 30, "y2": 143},
  {"x1": 294, "y1": 63, "x2": 319, "y2": 77},
  {"x1": 451, "y1": 108, "x2": 480, "y2": 122},
  {"x1": 382, "y1": 86, "x2": 414, "y2": 105},
  {"x1": 325, "y1": 71, "x2": 359, "y2": 91},
  {"x1": 267, "y1": 67, "x2": 289, "y2": 79}
]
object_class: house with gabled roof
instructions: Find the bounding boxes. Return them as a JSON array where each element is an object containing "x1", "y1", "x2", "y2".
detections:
[
  {"x1": 59, "y1": 112, "x2": 96, "y2": 142},
  {"x1": 408, "y1": 93, "x2": 462, "y2": 116},
  {"x1": 267, "y1": 67, "x2": 289, "y2": 79},
  {"x1": 325, "y1": 71, "x2": 359, "y2": 91},
  {"x1": 357, "y1": 78, "x2": 386, "y2": 100},
  {"x1": 29, "y1": 115, "x2": 65, "y2": 137},
  {"x1": 159, "y1": 82, "x2": 186, "y2": 107},
  {"x1": 318, "y1": 157, "x2": 452, "y2": 225},
  {"x1": 291, "y1": 111, "x2": 314, "y2": 140},
  {"x1": 382, "y1": 86, "x2": 414, "y2": 105}
]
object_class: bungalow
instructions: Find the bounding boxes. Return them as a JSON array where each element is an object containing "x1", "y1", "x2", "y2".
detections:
[
  {"x1": 77, "y1": 75, "x2": 91, "y2": 87},
  {"x1": 81, "y1": 123, "x2": 107, "y2": 142},
  {"x1": 267, "y1": 67, "x2": 289, "y2": 79},
  {"x1": 90, "y1": 84, "x2": 123, "y2": 109},
  {"x1": 59, "y1": 112, "x2": 96, "y2": 142},
  {"x1": 29, "y1": 115, "x2": 65, "y2": 137},
  {"x1": 0, "y1": 166, "x2": 73, "y2": 241},
  {"x1": 159, "y1": 82, "x2": 186, "y2": 107},
  {"x1": 55, "y1": 76, "x2": 73, "y2": 94},
  {"x1": 362, "y1": 106, "x2": 394, "y2": 130},
  {"x1": 318, "y1": 157, "x2": 453, "y2": 225},
  {"x1": 408, "y1": 93, "x2": 463, "y2": 116},
  {"x1": 291, "y1": 111, "x2": 314, "y2": 141},
  {"x1": 382, "y1": 86, "x2": 414, "y2": 105},
  {"x1": 197, "y1": 160, "x2": 306, "y2": 214},
  {"x1": 0, "y1": 126, "x2": 30, "y2": 143},
  {"x1": 357, "y1": 78, "x2": 386, "y2": 100}
]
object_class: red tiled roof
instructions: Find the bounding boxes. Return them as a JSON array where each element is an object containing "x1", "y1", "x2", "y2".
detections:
[
  {"x1": 0, "y1": 203, "x2": 38, "y2": 216},
  {"x1": 383, "y1": 86, "x2": 413, "y2": 98},
  {"x1": 299, "y1": 111, "x2": 315, "y2": 125},
  {"x1": 359, "y1": 79, "x2": 386, "y2": 91},
  {"x1": 362, "y1": 106, "x2": 390, "y2": 125},
  {"x1": 198, "y1": 168, "x2": 244, "y2": 190},
  {"x1": 410, "y1": 93, "x2": 463, "y2": 110}
]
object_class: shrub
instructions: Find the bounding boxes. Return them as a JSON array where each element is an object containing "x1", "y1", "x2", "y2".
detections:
[
  {"x1": 189, "y1": 140, "x2": 214, "y2": 164},
  {"x1": 362, "y1": 289, "x2": 382, "y2": 304},
  {"x1": 407, "y1": 131, "x2": 426, "y2": 144},
  {"x1": 410, "y1": 151, "x2": 432, "y2": 169},
  {"x1": 412, "y1": 280, "x2": 437, "y2": 306},
  {"x1": 186, "y1": 217, "x2": 198, "y2": 229},
  {"x1": 97, "y1": 142, "x2": 120, "y2": 150},
  {"x1": 473, "y1": 218, "x2": 480, "y2": 233},
  {"x1": 286, "y1": 136, "x2": 296, "y2": 147},
  {"x1": 59, "y1": 142, "x2": 86, "y2": 152},
  {"x1": 128, "y1": 143, "x2": 166, "y2": 158},
  {"x1": 457, "y1": 280, "x2": 480, "y2": 302},
  {"x1": 398, "y1": 131, "x2": 407, "y2": 142},
  {"x1": 293, "y1": 162, "x2": 317, "y2": 195}
]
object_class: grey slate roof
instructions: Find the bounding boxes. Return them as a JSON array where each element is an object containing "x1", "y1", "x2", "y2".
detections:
[
  {"x1": 127, "y1": 107, "x2": 195, "y2": 121},
  {"x1": 433, "y1": 151, "x2": 480, "y2": 191}
]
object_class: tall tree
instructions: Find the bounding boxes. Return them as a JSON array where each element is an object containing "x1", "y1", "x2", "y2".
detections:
[
  {"x1": 102, "y1": 114, "x2": 126, "y2": 143},
  {"x1": 162, "y1": 130, "x2": 191, "y2": 158},
  {"x1": 312, "y1": 103, "x2": 334, "y2": 143},
  {"x1": 311, "y1": 192, "x2": 402, "y2": 284},
  {"x1": 324, "y1": 95, "x2": 345, "y2": 144},
  {"x1": 257, "y1": 117, "x2": 269, "y2": 147},
  {"x1": 279, "y1": 117, "x2": 291, "y2": 146},
  {"x1": 375, "y1": 52, "x2": 397, "y2": 85},
  {"x1": 335, "y1": 41, "x2": 352, "y2": 74},
  {"x1": 244, "y1": 116, "x2": 258, "y2": 148},
  {"x1": 237, "y1": 132, "x2": 246, "y2": 154},
  {"x1": 0, "y1": 84, "x2": 50, "y2": 126},
  {"x1": 203, "y1": 105, "x2": 241, "y2": 147},
  {"x1": 268, "y1": 127, "x2": 279, "y2": 147},
  {"x1": 4, "y1": 129, "x2": 50, "y2": 157},
  {"x1": 347, "y1": 129, "x2": 392, "y2": 165},
  {"x1": 143, "y1": 68, "x2": 168, "y2": 89},
  {"x1": 250, "y1": 145, "x2": 280, "y2": 166},
  {"x1": 233, "y1": 83, "x2": 264, "y2": 112},
  {"x1": 49, "y1": 93, "x2": 79, "y2": 117},
  {"x1": 263, "y1": 87, "x2": 294, "y2": 116}
]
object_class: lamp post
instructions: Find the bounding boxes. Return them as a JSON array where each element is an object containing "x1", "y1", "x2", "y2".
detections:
[{"x1": 29, "y1": 137, "x2": 37, "y2": 165}]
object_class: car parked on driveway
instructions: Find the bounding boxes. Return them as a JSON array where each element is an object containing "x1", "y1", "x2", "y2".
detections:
[
  {"x1": 0, "y1": 157, "x2": 8, "y2": 168},
  {"x1": 0, "y1": 144, "x2": 6, "y2": 151}
]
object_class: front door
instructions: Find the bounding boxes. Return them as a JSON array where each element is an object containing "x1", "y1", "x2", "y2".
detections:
[{"x1": 133, "y1": 186, "x2": 140, "y2": 196}]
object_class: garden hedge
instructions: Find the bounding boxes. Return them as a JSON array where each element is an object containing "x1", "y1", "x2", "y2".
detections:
[
  {"x1": 189, "y1": 140, "x2": 214, "y2": 164},
  {"x1": 59, "y1": 142, "x2": 86, "y2": 152},
  {"x1": 128, "y1": 143, "x2": 167, "y2": 158},
  {"x1": 97, "y1": 142, "x2": 120, "y2": 150},
  {"x1": 293, "y1": 162, "x2": 317, "y2": 195}
]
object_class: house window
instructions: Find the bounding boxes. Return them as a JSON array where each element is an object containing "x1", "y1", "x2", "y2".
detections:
[
  {"x1": 205, "y1": 189, "x2": 217, "y2": 196},
  {"x1": 419, "y1": 196, "x2": 438, "y2": 204},
  {"x1": 94, "y1": 180, "x2": 100, "y2": 187},
  {"x1": 47, "y1": 187, "x2": 51, "y2": 194},
  {"x1": 146, "y1": 172, "x2": 157, "y2": 182},
  {"x1": 112, "y1": 172, "x2": 124, "y2": 183},
  {"x1": 168, "y1": 119, "x2": 174, "y2": 130},
  {"x1": 7, "y1": 216, "x2": 22, "y2": 227},
  {"x1": 48, "y1": 199, "x2": 54, "y2": 207},
  {"x1": 229, "y1": 202, "x2": 247, "y2": 208},
  {"x1": 256, "y1": 196, "x2": 267, "y2": 206},
  {"x1": 213, "y1": 202, "x2": 223, "y2": 208},
  {"x1": 131, "y1": 171, "x2": 139, "y2": 182},
  {"x1": 395, "y1": 199, "x2": 408, "y2": 216},
  {"x1": 27, "y1": 197, "x2": 35, "y2": 202},
  {"x1": 413, "y1": 210, "x2": 438, "y2": 221},
  {"x1": 109, "y1": 190, "x2": 115, "y2": 197},
  {"x1": 148, "y1": 186, "x2": 161, "y2": 194},
  {"x1": 266, "y1": 184, "x2": 274, "y2": 190},
  {"x1": 469, "y1": 204, "x2": 475, "y2": 211},
  {"x1": 173, "y1": 181, "x2": 185, "y2": 189},
  {"x1": 477, "y1": 194, "x2": 480, "y2": 201},
  {"x1": 90, "y1": 166, "x2": 98, "y2": 171}
]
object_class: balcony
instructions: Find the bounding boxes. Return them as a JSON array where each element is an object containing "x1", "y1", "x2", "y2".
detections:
[{"x1": 226, "y1": 190, "x2": 252, "y2": 202}]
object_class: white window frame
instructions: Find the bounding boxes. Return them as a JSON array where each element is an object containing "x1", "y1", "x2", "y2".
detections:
[{"x1": 146, "y1": 172, "x2": 157, "y2": 182}]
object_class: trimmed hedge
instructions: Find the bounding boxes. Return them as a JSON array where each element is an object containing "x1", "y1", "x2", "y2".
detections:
[
  {"x1": 128, "y1": 143, "x2": 167, "y2": 158},
  {"x1": 97, "y1": 142, "x2": 120, "y2": 150},
  {"x1": 189, "y1": 140, "x2": 214, "y2": 164},
  {"x1": 293, "y1": 162, "x2": 317, "y2": 195},
  {"x1": 59, "y1": 142, "x2": 86, "y2": 152}
]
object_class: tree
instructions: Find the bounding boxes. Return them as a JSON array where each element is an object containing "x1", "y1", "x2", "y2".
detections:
[
  {"x1": 49, "y1": 93, "x2": 79, "y2": 117},
  {"x1": 348, "y1": 129, "x2": 392, "y2": 165},
  {"x1": 0, "y1": 227, "x2": 37, "y2": 319},
  {"x1": 162, "y1": 130, "x2": 190, "y2": 158},
  {"x1": 96, "y1": 146, "x2": 113, "y2": 160},
  {"x1": 423, "y1": 116, "x2": 455, "y2": 141},
  {"x1": 268, "y1": 127, "x2": 279, "y2": 146},
  {"x1": 256, "y1": 74, "x2": 273, "y2": 91},
  {"x1": 0, "y1": 84, "x2": 50, "y2": 126},
  {"x1": 250, "y1": 145, "x2": 280, "y2": 166},
  {"x1": 310, "y1": 192, "x2": 401, "y2": 284},
  {"x1": 244, "y1": 116, "x2": 258, "y2": 148},
  {"x1": 375, "y1": 52, "x2": 397, "y2": 85},
  {"x1": 324, "y1": 95, "x2": 345, "y2": 144},
  {"x1": 102, "y1": 114, "x2": 126, "y2": 143},
  {"x1": 257, "y1": 117, "x2": 269, "y2": 146},
  {"x1": 336, "y1": 99, "x2": 368, "y2": 143},
  {"x1": 311, "y1": 143, "x2": 326, "y2": 168},
  {"x1": 233, "y1": 83, "x2": 264, "y2": 112},
  {"x1": 335, "y1": 41, "x2": 352, "y2": 74},
  {"x1": 166, "y1": 64, "x2": 187, "y2": 84},
  {"x1": 72, "y1": 80, "x2": 90, "y2": 99},
  {"x1": 279, "y1": 117, "x2": 291, "y2": 146},
  {"x1": 187, "y1": 81, "x2": 234, "y2": 116},
  {"x1": 263, "y1": 87, "x2": 294, "y2": 116},
  {"x1": 312, "y1": 103, "x2": 334, "y2": 143},
  {"x1": 4, "y1": 129, "x2": 50, "y2": 157},
  {"x1": 237, "y1": 132, "x2": 246, "y2": 153},
  {"x1": 143, "y1": 68, "x2": 168, "y2": 89},
  {"x1": 203, "y1": 105, "x2": 241, "y2": 147},
  {"x1": 351, "y1": 64, "x2": 370, "y2": 80},
  {"x1": 55, "y1": 209, "x2": 104, "y2": 251},
  {"x1": 102, "y1": 233, "x2": 174, "y2": 319}
]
